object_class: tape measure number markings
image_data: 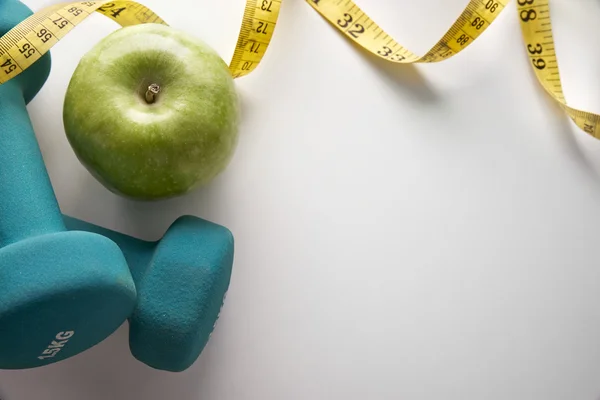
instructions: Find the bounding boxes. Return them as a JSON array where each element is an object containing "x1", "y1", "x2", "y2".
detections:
[
  {"x1": 305, "y1": 0, "x2": 509, "y2": 64},
  {"x1": 230, "y1": 0, "x2": 281, "y2": 78},
  {"x1": 0, "y1": 1, "x2": 163, "y2": 85},
  {"x1": 0, "y1": 0, "x2": 513, "y2": 88},
  {"x1": 0, "y1": 0, "x2": 281, "y2": 86},
  {"x1": 8, "y1": 0, "x2": 587, "y2": 141},
  {"x1": 517, "y1": 0, "x2": 600, "y2": 138}
]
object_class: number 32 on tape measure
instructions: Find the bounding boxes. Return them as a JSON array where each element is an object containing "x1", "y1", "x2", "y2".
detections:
[
  {"x1": 308, "y1": 0, "x2": 598, "y2": 139},
  {"x1": 306, "y1": 0, "x2": 509, "y2": 63},
  {"x1": 0, "y1": 0, "x2": 594, "y2": 140},
  {"x1": 0, "y1": 0, "x2": 511, "y2": 86}
]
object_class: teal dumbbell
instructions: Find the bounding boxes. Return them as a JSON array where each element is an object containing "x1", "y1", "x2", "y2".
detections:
[
  {"x1": 0, "y1": 0, "x2": 136, "y2": 369},
  {"x1": 63, "y1": 215, "x2": 234, "y2": 372}
]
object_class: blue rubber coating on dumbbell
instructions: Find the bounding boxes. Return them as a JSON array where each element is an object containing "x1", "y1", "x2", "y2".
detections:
[
  {"x1": 0, "y1": 0, "x2": 137, "y2": 369},
  {"x1": 63, "y1": 215, "x2": 234, "y2": 372}
]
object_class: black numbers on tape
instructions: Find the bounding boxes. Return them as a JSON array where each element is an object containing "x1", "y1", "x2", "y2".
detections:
[
  {"x1": 18, "y1": 43, "x2": 36, "y2": 59},
  {"x1": 471, "y1": 17, "x2": 485, "y2": 30},
  {"x1": 52, "y1": 17, "x2": 69, "y2": 28},
  {"x1": 485, "y1": 0, "x2": 499, "y2": 13},
  {"x1": 439, "y1": 49, "x2": 453, "y2": 59},
  {"x1": 67, "y1": 7, "x2": 83, "y2": 16},
  {"x1": 336, "y1": 14, "x2": 363, "y2": 38},
  {"x1": 250, "y1": 42, "x2": 261, "y2": 53},
  {"x1": 2, "y1": 59, "x2": 16, "y2": 75},
  {"x1": 520, "y1": 9, "x2": 537, "y2": 22},
  {"x1": 378, "y1": 46, "x2": 392, "y2": 56},
  {"x1": 348, "y1": 24, "x2": 364, "y2": 38},
  {"x1": 81, "y1": 1, "x2": 95, "y2": 6},
  {"x1": 527, "y1": 43, "x2": 542, "y2": 54},
  {"x1": 457, "y1": 34, "x2": 469, "y2": 46},
  {"x1": 337, "y1": 13, "x2": 352, "y2": 28},
  {"x1": 518, "y1": 0, "x2": 536, "y2": 22},
  {"x1": 261, "y1": 0, "x2": 273, "y2": 12},
  {"x1": 241, "y1": 61, "x2": 253, "y2": 70},
  {"x1": 97, "y1": 3, "x2": 115, "y2": 11},
  {"x1": 584, "y1": 123, "x2": 595, "y2": 134},
  {"x1": 110, "y1": 7, "x2": 126, "y2": 17},
  {"x1": 377, "y1": 46, "x2": 406, "y2": 61},
  {"x1": 532, "y1": 58, "x2": 546, "y2": 70},
  {"x1": 96, "y1": 2, "x2": 126, "y2": 17},
  {"x1": 36, "y1": 28, "x2": 53, "y2": 43},
  {"x1": 257, "y1": 22, "x2": 269, "y2": 34}
]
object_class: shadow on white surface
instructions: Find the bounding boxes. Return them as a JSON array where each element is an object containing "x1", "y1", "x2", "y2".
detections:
[
  {"x1": 57, "y1": 86, "x2": 255, "y2": 242},
  {"x1": 335, "y1": 36, "x2": 440, "y2": 105},
  {"x1": 10, "y1": 1, "x2": 600, "y2": 399},
  {"x1": 529, "y1": 79, "x2": 600, "y2": 190}
]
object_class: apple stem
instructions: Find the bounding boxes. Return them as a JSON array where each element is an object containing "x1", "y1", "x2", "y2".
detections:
[{"x1": 145, "y1": 84, "x2": 160, "y2": 104}]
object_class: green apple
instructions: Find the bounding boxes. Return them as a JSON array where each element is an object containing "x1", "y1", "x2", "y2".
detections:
[{"x1": 63, "y1": 23, "x2": 240, "y2": 200}]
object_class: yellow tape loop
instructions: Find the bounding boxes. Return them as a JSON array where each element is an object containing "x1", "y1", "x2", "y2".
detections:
[
  {"x1": 0, "y1": 0, "x2": 595, "y2": 140},
  {"x1": 305, "y1": 0, "x2": 509, "y2": 63},
  {"x1": 0, "y1": 0, "x2": 281, "y2": 85},
  {"x1": 517, "y1": 0, "x2": 600, "y2": 138}
]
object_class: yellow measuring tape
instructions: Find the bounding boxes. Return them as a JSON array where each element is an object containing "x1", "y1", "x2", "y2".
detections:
[
  {"x1": 0, "y1": 0, "x2": 281, "y2": 84},
  {"x1": 517, "y1": 0, "x2": 600, "y2": 138},
  {"x1": 305, "y1": 0, "x2": 508, "y2": 63},
  {"x1": 0, "y1": 0, "x2": 595, "y2": 138}
]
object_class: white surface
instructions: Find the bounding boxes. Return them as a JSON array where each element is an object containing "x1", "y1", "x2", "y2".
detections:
[{"x1": 2, "y1": 0, "x2": 600, "y2": 399}]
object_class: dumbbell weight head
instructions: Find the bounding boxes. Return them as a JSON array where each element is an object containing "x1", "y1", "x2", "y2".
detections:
[
  {"x1": 63, "y1": 215, "x2": 234, "y2": 372},
  {"x1": 0, "y1": 0, "x2": 136, "y2": 369}
]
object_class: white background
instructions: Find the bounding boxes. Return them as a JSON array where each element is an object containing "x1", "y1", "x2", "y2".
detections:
[{"x1": 2, "y1": 0, "x2": 600, "y2": 399}]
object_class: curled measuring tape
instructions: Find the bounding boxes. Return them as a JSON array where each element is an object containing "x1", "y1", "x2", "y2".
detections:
[
  {"x1": 517, "y1": 0, "x2": 600, "y2": 138},
  {"x1": 307, "y1": 0, "x2": 598, "y2": 139},
  {"x1": 0, "y1": 0, "x2": 508, "y2": 86},
  {"x1": 306, "y1": 0, "x2": 509, "y2": 63},
  {"x1": 0, "y1": 0, "x2": 281, "y2": 84},
  {"x1": 0, "y1": 0, "x2": 595, "y2": 139}
]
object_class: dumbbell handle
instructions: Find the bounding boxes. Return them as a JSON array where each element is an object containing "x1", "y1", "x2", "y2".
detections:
[
  {"x1": 63, "y1": 213, "x2": 234, "y2": 372},
  {"x1": 62, "y1": 215, "x2": 152, "y2": 280},
  {"x1": 0, "y1": 81, "x2": 65, "y2": 247}
]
